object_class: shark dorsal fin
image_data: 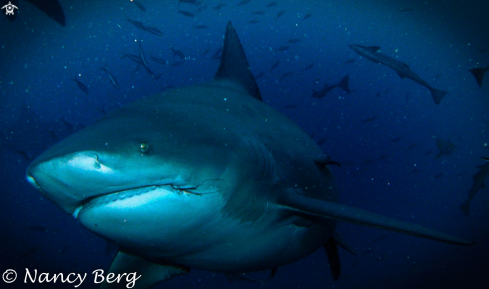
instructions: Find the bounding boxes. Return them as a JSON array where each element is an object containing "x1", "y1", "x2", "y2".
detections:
[
  {"x1": 367, "y1": 46, "x2": 381, "y2": 53},
  {"x1": 214, "y1": 21, "x2": 263, "y2": 101}
]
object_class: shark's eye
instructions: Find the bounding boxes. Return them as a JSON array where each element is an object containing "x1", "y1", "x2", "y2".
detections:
[{"x1": 140, "y1": 142, "x2": 149, "y2": 153}]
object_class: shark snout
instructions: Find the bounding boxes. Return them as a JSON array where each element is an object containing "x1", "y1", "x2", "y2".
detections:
[{"x1": 26, "y1": 151, "x2": 116, "y2": 215}]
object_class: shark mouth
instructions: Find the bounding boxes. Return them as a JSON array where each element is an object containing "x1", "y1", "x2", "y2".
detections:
[{"x1": 71, "y1": 184, "x2": 195, "y2": 219}]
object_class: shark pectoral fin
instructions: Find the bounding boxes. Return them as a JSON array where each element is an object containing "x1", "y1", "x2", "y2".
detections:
[
  {"x1": 214, "y1": 21, "x2": 263, "y2": 101},
  {"x1": 278, "y1": 192, "x2": 474, "y2": 246},
  {"x1": 332, "y1": 232, "x2": 356, "y2": 256},
  {"x1": 323, "y1": 236, "x2": 341, "y2": 281},
  {"x1": 100, "y1": 251, "x2": 190, "y2": 289}
]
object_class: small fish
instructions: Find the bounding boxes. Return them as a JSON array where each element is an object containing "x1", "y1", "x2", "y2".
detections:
[
  {"x1": 362, "y1": 116, "x2": 379, "y2": 123},
  {"x1": 194, "y1": 24, "x2": 209, "y2": 29},
  {"x1": 126, "y1": 17, "x2": 146, "y2": 30},
  {"x1": 287, "y1": 38, "x2": 301, "y2": 44},
  {"x1": 121, "y1": 53, "x2": 144, "y2": 65},
  {"x1": 284, "y1": 104, "x2": 297, "y2": 109},
  {"x1": 390, "y1": 137, "x2": 401, "y2": 143},
  {"x1": 478, "y1": 48, "x2": 488, "y2": 53},
  {"x1": 171, "y1": 47, "x2": 186, "y2": 60},
  {"x1": 151, "y1": 56, "x2": 168, "y2": 65},
  {"x1": 195, "y1": 4, "x2": 208, "y2": 13},
  {"x1": 275, "y1": 9, "x2": 285, "y2": 19},
  {"x1": 73, "y1": 79, "x2": 89, "y2": 94},
  {"x1": 100, "y1": 65, "x2": 120, "y2": 90},
  {"x1": 178, "y1": 10, "x2": 195, "y2": 17},
  {"x1": 302, "y1": 63, "x2": 315, "y2": 71},
  {"x1": 248, "y1": 20, "x2": 260, "y2": 24},
  {"x1": 275, "y1": 45, "x2": 290, "y2": 52},
  {"x1": 237, "y1": 0, "x2": 251, "y2": 7},
  {"x1": 280, "y1": 72, "x2": 294, "y2": 80},
  {"x1": 144, "y1": 26, "x2": 163, "y2": 36},
  {"x1": 303, "y1": 13, "x2": 312, "y2": 20},
  {"x1": 266, "y1": 2, "x2": 278, "y2": 8},
  {"x1": 213, "y1": 4, "x2": 226, "y2": 10},
  {"x1": 252, "y1": 11, "x2": 266, "y2": 15},
  {"x1": 139, "y1": 41, "x2": 149, "y2": 67},
  {"x1": 270, "y1": 60, "x2": 280, "y2": 72},
  {"x1": 203, "y1": 48, "x2": 210, "y2": 56},
  {"x1": 343, "y1": 58, "x2": 356, "y2": 65},
  {"x1": 132, "y1": 0, "x2": 146, "y2": 12}
]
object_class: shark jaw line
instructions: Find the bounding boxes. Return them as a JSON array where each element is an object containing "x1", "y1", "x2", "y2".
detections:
[{"x1": 72, "y1": 179, "x2": 226, "y2": 219}]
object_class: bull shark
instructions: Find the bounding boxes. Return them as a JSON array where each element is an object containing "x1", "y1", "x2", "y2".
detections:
[
  {"x1": 349, "y1": 44, "x2": 447, "y2": 105},
  {"x1": 26, "y1": 22, "x2": 472, "y2": 288},
  {"x1": 460, "y1": 160, "x2": 489, "y2": 215}
]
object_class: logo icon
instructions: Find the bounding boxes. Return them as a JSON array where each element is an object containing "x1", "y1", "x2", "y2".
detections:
[{"x1": 2, "y1": 1, "x2": 18, "y2": 16}]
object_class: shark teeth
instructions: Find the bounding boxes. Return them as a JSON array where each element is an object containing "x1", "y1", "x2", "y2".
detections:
[{"x1": 73, "y1": 206, "x2": 82, "y2": 219}]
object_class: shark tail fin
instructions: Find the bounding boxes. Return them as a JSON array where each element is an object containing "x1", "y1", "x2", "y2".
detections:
[
  {"x1": 469, "y1": 66, "x2": 489, "y2": 88},
  {"x1": 460, "y1": 200, "x2": 471, "y2": 216},
  {"x1": 336, "y1": 75, "x2": 350, "y2": 93},
  {"x1": 429, "y1": 87, "x2": 447, "y2": 105},
  {"x1": 279, "y1": 192, "x2": 474, "y2": 245},
  {"x1": 214, "y1": 22, "x2": 263, "y2": 101}
]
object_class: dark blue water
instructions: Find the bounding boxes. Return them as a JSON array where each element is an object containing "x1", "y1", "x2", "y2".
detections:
[{"x1": 1, "y1": 0, "x2": 488, "y2": 288}]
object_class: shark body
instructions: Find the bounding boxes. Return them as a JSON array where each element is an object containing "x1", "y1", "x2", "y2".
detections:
[
  {"x1": 349, "y1": 44, "x2": 447, "y2": 105},
  {"x1": 27, "y1": 22, "x2": 471, "y2": 288}
]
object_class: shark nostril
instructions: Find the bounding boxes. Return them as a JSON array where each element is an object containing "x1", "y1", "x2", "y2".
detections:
[{"x1": 94, "y1": 155, "x2": 101, "y2": 169}]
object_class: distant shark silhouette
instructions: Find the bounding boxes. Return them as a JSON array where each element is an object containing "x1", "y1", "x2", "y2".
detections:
[
  {"x1": 26, "y1": 22, "x2": 472, "y2": 288},
  {"x1": 469, "y1": 66, "x2": 489, "y2": 88},
  {"x1": 4, "y1": 0, "x2": 65, "y2": 27},
  {"x1": 349, "y1": 44, "x2": 447, "y2": 105},
  {"x1": 460, "y1": 160, "x2": 489, "y2": 215}
]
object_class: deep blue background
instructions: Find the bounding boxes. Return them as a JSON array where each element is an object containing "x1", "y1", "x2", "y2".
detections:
[{"x1": 1, "y1": 0, "x2": 488, "y2": 288}]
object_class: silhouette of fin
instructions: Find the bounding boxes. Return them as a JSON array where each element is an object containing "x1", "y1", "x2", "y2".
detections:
[
  {"x1": 429, "y1": 87, "x2": 447, "y2": 105},
  {"x1": 323, "y1": 236, "x2": 341, "y2": 281},
  {"x1": 214, "y1": 21, "x2": 262, "y2": 101},
  {"x1": 336, "y1": 75, "x2": 350, "y2": 93},
  {"x1": 469, "y1": 66, "x2": 489, "y2": 88}
]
